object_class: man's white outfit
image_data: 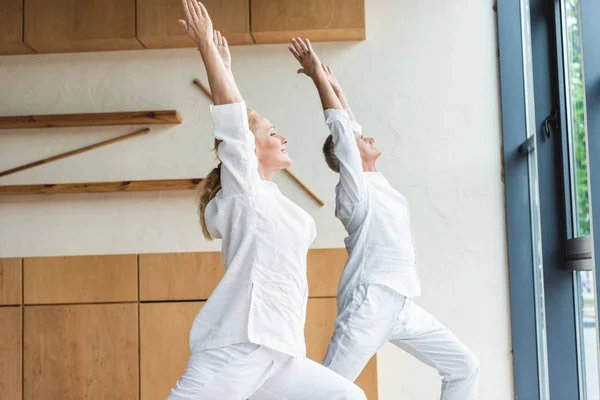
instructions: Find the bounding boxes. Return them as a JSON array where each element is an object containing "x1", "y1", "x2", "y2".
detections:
[{"x1": 321, "y1": 109, "x2": 479, "y2": 400}]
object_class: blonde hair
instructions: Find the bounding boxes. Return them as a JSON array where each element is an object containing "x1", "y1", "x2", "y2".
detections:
[{"x1": 198, "y1": 108, "x2": 260, "y2": 239}]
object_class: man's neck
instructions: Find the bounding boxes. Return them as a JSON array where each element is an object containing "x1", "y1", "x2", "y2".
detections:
[{"x1": 362, "y1": 162, "x2": 377, "y2": 172}]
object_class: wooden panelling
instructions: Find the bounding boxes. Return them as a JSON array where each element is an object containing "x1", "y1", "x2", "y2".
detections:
[
  {"x1": 139, "y1": 252, "x2": 224, "y2": 301},
  {"x1": 140, "y1": 302, "x2": 203, "y2": 400},
  {"x1": 0, "y1": 258, "x2": 21, "y2": 305},
  {"x1": 251, "y1": 0, "x2": 366, "y2": 44},
  {"x1": 137, "y1": 0, "x2": 253, "y2": 49},
  {"x1": 24, "y1": 304, "x2": 139, "y2": 400},
  {"x1": 0, "y1": 307, "x2": 22, "y2": 400},
  {"x1": 307, "y1": 248, "x2": 346, "y2": 297},
  {"x1": 306, "y1": 298, "x2": 378, "y2": 399},
  {"x1": 0, "y1": 0, "x2": 33, "y2": 55},
  {"x1": 24, "y1": 0, "x2": 142, "y2": 53},
  {"x1": 24, "y1": 255, "x2": 137, "y2": 304}
]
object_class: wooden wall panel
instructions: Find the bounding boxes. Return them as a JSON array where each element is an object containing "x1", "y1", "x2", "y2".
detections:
[
  {"x1": 0, "y1": 307, "x2": 22, "y2": 400},
  {"x1": 24, "y1": 255, "x2": 137, "y2": 304},
  {"x1": 24, "y1": 304, "x2": 139, "y2": 400},
  {"x1": 0, "y1": 0, "x2": 33, "y2": 55},
  {"x1": 251, "y1": 0, "x2": 366, "y2": 44},
  {"x1": 137, "y1": 0, "x2": 253, "y2": 49},
  {"x1": 0, "y1": 258, "x2": 22, "y2": 305},
  {"x1": 24, "y1": 0, "x2": 142, "y2": 53},
  {"x1": 140, "y1": 302, "x2": 203, "y2": 400},
  {"x1": 307, "y1": 248, "x2": 346, "y2": 297},
  {"x1": 139, "y1": 252, "x2": 224, "y2": 301},
  {"x1": 306, "y1": 298, "x2": 378, "y2": 399}
]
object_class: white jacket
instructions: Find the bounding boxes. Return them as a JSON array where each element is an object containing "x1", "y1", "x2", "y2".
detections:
[{"x1": 189, "y1": 101, "x2": 316, "y2": 358}]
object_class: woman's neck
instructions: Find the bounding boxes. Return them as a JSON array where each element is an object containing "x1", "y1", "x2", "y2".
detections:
[{"x1": 258, "y1": 165, "x2": 276, "y2": 181}]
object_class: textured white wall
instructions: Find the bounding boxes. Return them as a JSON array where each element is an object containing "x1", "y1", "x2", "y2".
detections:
[{"x1": 0, "y1": 0, "x2": 513, "y2": 398}]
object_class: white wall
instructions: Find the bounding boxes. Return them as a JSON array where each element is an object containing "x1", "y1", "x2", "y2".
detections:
[{"x1": 0, "y1": 0, "x2": 513, "y2": 398}]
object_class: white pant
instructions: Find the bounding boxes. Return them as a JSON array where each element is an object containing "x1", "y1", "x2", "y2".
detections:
[
  {"x1": 323, "y1": 284, "x2": 479, "y2": 400},
  {"x1": 167, "y1": 343, "x2": 366, "y2": 400}
]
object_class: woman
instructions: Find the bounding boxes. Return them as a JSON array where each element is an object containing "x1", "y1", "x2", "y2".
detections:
[
  {"x1": 167, "y1": 2, "x2": 367, "y2": 399},
  {"x1": 289, "y1": 37, "x2": 480, "y2": 400}
]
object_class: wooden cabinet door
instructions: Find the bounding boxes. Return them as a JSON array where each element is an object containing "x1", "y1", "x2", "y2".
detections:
[
  {"x1": 0, "y1": 258, "x2": 21, "y2": 305},
  {"x1": 137, "y1": 0, "x2": 253, "y2": 48},
  {"x1": 24, "y1": 255, "x2": 138, "y2": 304},
  {"x1": 139, "y1": 252, "x2": 224, "y2": 301},
  {"x1": 0, "y1": 0, "x2": 33, "y2": 55},
  {"x1": 140, "y1": 302, "x2": 203, "y2": 400},
  {"x1": 0, "y1": 307, "x2": 22, "y2": 400},
  {"x1": 24, "y1": 0, "x2": 142, "y2": 53},
  {"x1": 24, "y1": 304, "x2": 139, "y2": 400},
  {"x1": 251, "y1": 0, "x2": 365, "y2": 44}
]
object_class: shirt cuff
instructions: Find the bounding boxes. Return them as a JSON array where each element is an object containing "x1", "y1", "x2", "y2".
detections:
[
  {"x1": 324, "y1": 108, "x2": 351, "y2": 124},
  {"x1": 210, "y1": 101, "x2": 249, "y2": 131}
]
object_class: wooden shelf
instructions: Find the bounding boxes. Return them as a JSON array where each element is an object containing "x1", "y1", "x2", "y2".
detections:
[
  {"x1": 0, "y1": 178, "x2": 202, "y2": 196},
  {"x1": 0, "y1": 111, "x2": 182, "y2": 130}
]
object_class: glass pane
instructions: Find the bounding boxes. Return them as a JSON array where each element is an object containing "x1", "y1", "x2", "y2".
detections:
[
  {"x1": 561, "y1": 0, "x2": 598, "y2": 398},
  {"x1": 564, "y1": 0, "x2": 591, "y2": 238},
  {"x1": 521, "y1": 0, "x2": 550, "y2": 396}
]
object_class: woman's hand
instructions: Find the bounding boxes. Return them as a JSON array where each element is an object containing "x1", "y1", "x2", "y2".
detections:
[
  {"x1": 179, "y1": 0, "x2": 213, "y2": 50},
  {"x1": 289, "y1": 37, "x2": 325, "y2": 81},
  {"x1": 213, "y1": 30, "x2": 231, "y2": 71}
]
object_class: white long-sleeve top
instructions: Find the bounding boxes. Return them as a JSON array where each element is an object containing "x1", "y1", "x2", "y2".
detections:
[
  {"x1": 325, "y1": 109, "x2": 421, "y2": 304},
  {"x1": 189, "y1": 101, "x2": 316, "y2": 358}
]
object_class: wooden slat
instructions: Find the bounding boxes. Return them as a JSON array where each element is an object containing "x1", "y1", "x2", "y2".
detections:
[
  {"x1": 24, "y1": 255, "x2": 137, "y2": 304},
  {"x1": 139, "y1": 252, "x2": 224, "y2": 301},
  {"x1": 0, "y1": 128, "x2": 150, "y2": 178},
  {"x1": 0, "y1": 178, "x2": 202, "y2": 196},
  {"x1": 24, "y1": 0, "x2": 142, "y2": 53},
  {"x1": 0, "y1": 307, "x2": 22, "y2": 400},
  {"x1": 306, "y1": 298, "x2": 378, "y2": 399},
  {"x1": 0, "y1": 258, "x2": 22, "y2": 305},
  {"x1": 137, "y1": 0, "x2": 253, "y2": 49},
  {"x1": 0, "y1": 0, "x2": 33, "y2": 55},
  {"x1": 307, "y1": 248, "x2": 346, "y2": 298},
  {"x1": 251, "y1": 0, "x2": 365, "y2": 44},
  {"x1": 0, "y1": 110, "x2": 181, "y2": 129},
  {"x1": 140, "y1": 302, "x2": 203, "y2": 400},
  {"x1": 24, "y1": 304, "x2": 138, "y2": 400}
]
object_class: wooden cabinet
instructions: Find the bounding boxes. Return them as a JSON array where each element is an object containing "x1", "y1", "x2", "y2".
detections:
[
  {"x1": 24, "y1": 0, "x2": 142, "y2": 53},
  {"x1": 0, "y1": 258, "x2": 21, "y2": 305},
  {"x1": 306, "y1": 298, "x2": 378, "y2": 399},
  {"x1": 0, "y1": 0, "x2": 33, "y2": 55},
  {"x1": 140, "y1": 302, "x2": 203, "y2": 400},
  {"x1": 9, "y1": 0, "x2": 365, "y2": 55},
  {"x1": 137, "y1": 0, "x2": 253, "y2": 48},
  {"x1": 251, "y1": 0, "x2": 366, "y2": 44},
  {"x1": 0, "y1": 307, "x2": 22, "y2": 400},
  {"x1": 24, "y1": 255, "x2": 138, "y2": 304},
  {"x1": 24, "y1": 304, "x2": 139, "y2": 400}
]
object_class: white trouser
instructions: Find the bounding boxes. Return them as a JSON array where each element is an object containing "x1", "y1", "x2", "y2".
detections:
[
  {"x1": 167, "y1": 343, "x2": 366, "y2": 400},
  {"x1": 323, "y1": 284, "x2": 479, "y2": 400}
]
